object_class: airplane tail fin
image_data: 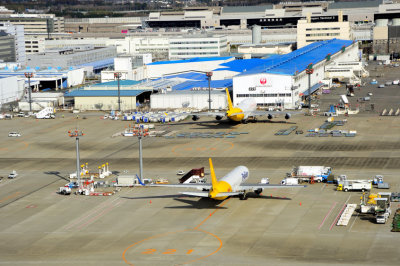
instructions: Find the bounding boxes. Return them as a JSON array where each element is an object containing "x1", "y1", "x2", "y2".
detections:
[
  {"x1": 225, "y1": 88, "x2": 234, "y2": 111},
  {"x1": 136, "y1": 174, "x2": 145, "y2": 186},
  {"x1": 209, "y1": 158, "x2": 218, "y2": 188}
]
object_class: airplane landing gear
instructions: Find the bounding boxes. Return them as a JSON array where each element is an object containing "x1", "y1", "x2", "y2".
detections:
[{"x1": 239, "y1": 192, "x2": 248, "y2": 200}]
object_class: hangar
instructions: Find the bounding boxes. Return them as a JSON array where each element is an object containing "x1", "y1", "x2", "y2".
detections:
[{"x1": 231, "y1": 39, "x2": 359, "y2": 109}]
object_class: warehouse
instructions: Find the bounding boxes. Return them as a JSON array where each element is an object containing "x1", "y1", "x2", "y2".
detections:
[
  {"x1": 65, "y1": 89, "x2": 150, "y2": 111},
  {"x1": 65, "y1": 79, "x2": 152, "y2": 111},
  {"x1": 232, "y1": 39, "x2": 359, "y2": 109},
  {"x1": 0, "y1": 66, "x2": 85, "y2": 91}
]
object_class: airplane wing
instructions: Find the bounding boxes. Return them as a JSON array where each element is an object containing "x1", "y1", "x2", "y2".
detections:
[
  {"x1": 179, "y1": 192, "x2": 242, "y2": 197},
  {"x1": 228, "y1": 110, "x2": 298, "y2": 117},
  {"x1": 149, "y1": 183, "x2": 212, "y2": 190},
  {"x1": 190, "y1": 111, "x2": 226, "y2": 117},
  {"x1": 237, "y1": 184, "x2": 306, "y2": 190}
]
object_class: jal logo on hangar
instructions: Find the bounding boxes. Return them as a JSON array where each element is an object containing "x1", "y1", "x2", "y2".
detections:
[{"x1": 260, "y1": 77, "x2": 267, "y2": 85}]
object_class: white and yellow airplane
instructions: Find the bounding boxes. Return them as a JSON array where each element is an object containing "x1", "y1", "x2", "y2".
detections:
[
  {"x1": 144, "y1": 158, "x2": 304, "y2": 200},
  {"x1": 191, "y1": 89, "x2": 293, "y2": 123}
]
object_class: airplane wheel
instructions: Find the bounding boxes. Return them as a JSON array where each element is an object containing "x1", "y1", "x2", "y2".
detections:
[
  {"x1": 254, "y1": 189, "x2": 262, "y2": 195},
  {"x1": 242, "y1": 119, "x2": 248, "y2": 124},
  {"x1": 239, "y1": 194, "x2": 248, "y2": 200}
]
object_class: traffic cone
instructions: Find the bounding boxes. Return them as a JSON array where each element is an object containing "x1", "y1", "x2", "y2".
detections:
[
  {"x1": 149, "y1": 200, "x2": 152, "y2": 204},
  {"x1": 299, "y1": 202, "x2": 302, "y2": 206}
]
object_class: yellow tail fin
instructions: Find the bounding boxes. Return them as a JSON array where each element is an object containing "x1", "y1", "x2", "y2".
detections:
[
  {"x1": 225, "y1": 88, "x2": 233, "y2": 111},
  {"x1": 209, "y1": 158, "x2": 218, "y2": 188}
]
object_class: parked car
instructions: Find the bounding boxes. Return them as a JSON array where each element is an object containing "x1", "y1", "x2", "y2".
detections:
[
  {"x1": 177, "y1": 170, "x2": 185, "y2": 175},
  {"x1": 8, "y1": 170, "x2": 18, "y2": 179},
  {"x1": 16, "y1": 112, "x2": 25, "y2": 117},
  {"x1": 370, "y1": 79, "x2": 378, "y2": 85},
  {"x1": 8, "y1": 132, "x2": 21, "y2": 137},
  {"x1": 379, "y1": 84, "x2": 385, "y2": 88}
]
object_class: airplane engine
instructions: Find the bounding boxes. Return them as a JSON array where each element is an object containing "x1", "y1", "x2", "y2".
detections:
[
  {"x1": 192, "y1": 115, "x2": 200, "y2": 121},
  {"x1": 285, "y1": 113, "x2": 291, "y2": 120},
  {"x1": 267, "y1": 114, "x2": 273, "y2": 120},
  {"x1": 215, "y1": 115, "x2": 223, "y2": 121},
  {"x1": 254, "y1": 188, "x2": 263, "y2": 195}
]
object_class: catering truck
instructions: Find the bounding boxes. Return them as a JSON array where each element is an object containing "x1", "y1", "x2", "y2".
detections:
[
  {"x1": 337, "y1": 180, "x2": 372, "y2": 192},
  {"x1": 291, "y1": 166, "x2": 332, "y2": 182}
]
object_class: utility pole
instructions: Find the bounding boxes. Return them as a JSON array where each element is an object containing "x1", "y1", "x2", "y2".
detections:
[
  {"x1": 206, "y1": 72, "x2": 213, "y2": 112},
  {"x1": 306, "y1": 63, "x2": 314, "y2": 111},
  {"x1": 137, "y1": 125, "x2": 148, "y2": 181},
  {"x1": 68, "y1": 129, "x2": 85, "y2": 190},
  {"x1": 24, "y1": 72, "x2": 33, "y2": 112},
  {"x1": 114, "y1": 72, "x2": 122, "y2": 113}
]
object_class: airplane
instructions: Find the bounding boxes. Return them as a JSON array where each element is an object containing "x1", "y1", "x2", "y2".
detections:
[
  {"x1": 191, "y1": 88, "x2": 294, "y2": 123},
  {"x1": 140, "y1": 158, "x2": 305, "y2": 201}
]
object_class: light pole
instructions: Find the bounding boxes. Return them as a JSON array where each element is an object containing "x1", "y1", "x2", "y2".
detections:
[
  {"x1": 137, "y1": 125, "x2": 148, "y2": 181},
  {"x1": 206, "y1": 72, "x2": 213, "y2": 112},
  {"x1": 114, "y1": 72, "x2": 122, "y2": 113},
  {"x1": 68, "y1": 129, "x2": 85, "y2": 189},
  {"x1": 306, "y1": 63, "x2": 314, "y2": 111},
  {"x1": 24, "y1": 72, "x2": 33, "y2": 112}
]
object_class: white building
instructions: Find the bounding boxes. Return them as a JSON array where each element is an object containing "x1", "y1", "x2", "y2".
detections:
[
  {"x1": 0, "y1": 76, "x2": 25, "y2": 107},
  {"x1": 0, "y1": 22, "x2": 26, "y2": 64},
  {"x1": 168, "y1": 34, "x2": 228, "y2": 60},
  {"x1": 101, "y1": 54, "x2": 152, "y2": 82},
  {"x1": 297, "y1": 12, "x2": 352, "y2": 49},
  {"x1": 232, "y1": 39, "x2": 359, "y2": 109},
  {"x1": 0, "y1": 13, "x2": 64, "y2": 33}
]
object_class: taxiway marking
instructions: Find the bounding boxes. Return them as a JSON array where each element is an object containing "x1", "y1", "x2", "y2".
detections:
[
  {"x1": 194, "y1": 197, "x2": 231, "y2": 230},
  {"x1": 318, "y1": 201, "x2": 337, "y2": 230},
  {"x1": 123, "y1": 197, "x2": 230, "y2": 265},
  {"x1": 0, "y1": 192, "x2": 22, "y2": 203}
]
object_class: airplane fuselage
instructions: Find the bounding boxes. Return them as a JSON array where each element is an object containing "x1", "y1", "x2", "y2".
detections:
[
  {"x1": 226, "y1": 98, "x2": 257, "y2": 122},
  {"x1": 210, "y1": 166, "x2": 249, "y2": 200}
]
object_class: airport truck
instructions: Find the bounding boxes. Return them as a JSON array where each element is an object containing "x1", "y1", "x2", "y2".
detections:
[
  {"x1": 59, "y1": 187, "x2": 71, "y2": 195},
  {"x1": 291, "y1": 166, "x2": 332, "y2": 182},
  {"x1": 281, "y1": 177, "x2": 299, "y2": 185},
  {"x1": 337, "y1": 180, "x2": 372, "y2": 192}
]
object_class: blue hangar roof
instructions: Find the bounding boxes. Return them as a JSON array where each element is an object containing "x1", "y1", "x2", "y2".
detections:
[
  {"x1": 77, "y1": 58, "x2": 114, "y2": 70},
  {"x1": 65, "y1": 89, "x2": 146, "y2": 97},
  {"x1": 91, "y1": 80, "x2": 142, "y2": 87},
  {"x1": 147, "y1": 56, "x2": 234, "y2": 65},
  {"x1": 236, "y1": 39, "x2": 354, "y2": 76},
  {"x1": 172, "y1": 79, "x2": 232, "y2": 91}
]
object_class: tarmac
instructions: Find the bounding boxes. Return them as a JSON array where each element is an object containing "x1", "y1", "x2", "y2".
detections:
[{"x1": 1, "y1": 63, "x2": 400, "y2": 265}]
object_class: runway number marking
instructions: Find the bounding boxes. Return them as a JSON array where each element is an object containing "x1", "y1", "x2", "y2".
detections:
[
  {"x1": 141, "y1": 249, "x2": 156, "y2": 254},
  {"x1": 141, "y1": 249, "x2": 192, "y2": 255},
  {"x1": 162, "y1": 249, "x2": 177, "y2": 254}
]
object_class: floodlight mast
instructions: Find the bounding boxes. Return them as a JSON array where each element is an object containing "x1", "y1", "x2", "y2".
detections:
[
  {"x1": 24, "y1": 72, "x2": 34, "y2": 112},
  {"x1": 114, "y1": 72, "x2": 122, "y2": 113},
  {"x1": 68, "y1": 129, "x2": 85, "y2": 189},
  {"x1": 206, "y1": 72, "x2": 213, "y2": 112}
]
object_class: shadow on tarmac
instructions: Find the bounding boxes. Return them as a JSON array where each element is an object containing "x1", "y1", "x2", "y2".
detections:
[
  {"x1": 44, "y1": 171, "x2": 69, "y2": 182},
  {"x1": 122, "y1": 192, "x2": 291, "y2": 209},
  {"x1": 167, "y1": 119, "x2": 296, "y2": 129}
]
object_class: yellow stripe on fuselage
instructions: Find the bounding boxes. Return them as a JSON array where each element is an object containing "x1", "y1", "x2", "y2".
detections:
[{"x1": 209, "y1": 180, "x2": 232, "y2": 200}]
